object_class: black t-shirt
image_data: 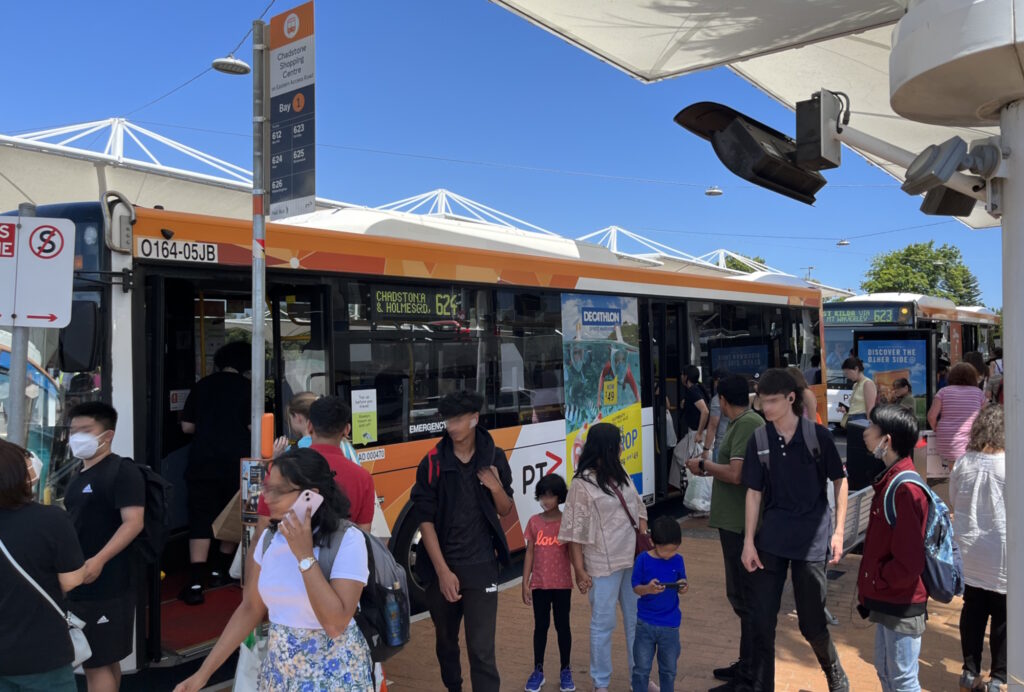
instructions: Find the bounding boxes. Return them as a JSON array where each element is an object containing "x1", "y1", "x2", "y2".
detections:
[
  {"x1": 443, "y1": 459, "x2": 496, "y2": 573},
  {"x1": 682, "y1": 384, "x2": 708, "y2": 431},
  {"x1": 0, "y1": 503, "x2": 85, "y2": 675},
  {"x1": 64, "y1": 454, "x2": 146, "y2": 600},
  {"x1": 741, "y1": 421, "x2": 846, "y2": 562},
  {"x1": 182, "y1": 370, "x2": 251, "y2": 480}
]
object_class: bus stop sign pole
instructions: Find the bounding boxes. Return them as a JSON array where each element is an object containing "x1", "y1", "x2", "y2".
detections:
[
  {"x1": 251, "y1": 19, "x2": 270, "y2": 459},
  {"x1": 5, "y1": 203, "x2": 35, "y2": 448}
]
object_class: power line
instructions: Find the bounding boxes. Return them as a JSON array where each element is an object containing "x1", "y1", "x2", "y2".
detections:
[{"x1": 129, "y1": 119, "x2": 902, "y2": 192}]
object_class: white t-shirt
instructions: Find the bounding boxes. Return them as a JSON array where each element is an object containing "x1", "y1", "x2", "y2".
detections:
[{"x1": 254, "y1": 527, "x2": 369, "y2": 629}]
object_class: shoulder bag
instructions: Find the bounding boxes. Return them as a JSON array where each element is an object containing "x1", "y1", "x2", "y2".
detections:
[
  {"x1": 0, "y1": 536, "x2": 92, "y2": 667},
  {"x1": 611, "y1": 484, "x2": 653, "y2": 557}
]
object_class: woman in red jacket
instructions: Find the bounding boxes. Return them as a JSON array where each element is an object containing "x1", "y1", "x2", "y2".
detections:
[{"x1": 857, "y1": 405, "x2": 930, "y2": 692}]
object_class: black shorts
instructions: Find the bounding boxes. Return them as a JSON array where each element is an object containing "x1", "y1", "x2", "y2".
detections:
[
  {"x1": 69, "y1": 596, "x2": 135, "y2": 669},
  {"x1": 186, "y1": 475, "x2": 238, "y2": 539}
]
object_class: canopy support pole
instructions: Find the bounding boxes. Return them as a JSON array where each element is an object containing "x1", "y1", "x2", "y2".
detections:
[{"x1": 1001, "y1": 98, "x2": 1022, "y2": 689}]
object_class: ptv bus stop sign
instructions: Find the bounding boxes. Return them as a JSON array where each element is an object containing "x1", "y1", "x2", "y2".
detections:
[{"x1": 0, "y1": 216, "x2": 76, "y2": 328}]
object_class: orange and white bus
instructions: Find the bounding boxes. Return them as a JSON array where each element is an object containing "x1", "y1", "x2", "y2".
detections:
[{"x1": 7, "y1": 193, "x2": 824, "y2": 667}]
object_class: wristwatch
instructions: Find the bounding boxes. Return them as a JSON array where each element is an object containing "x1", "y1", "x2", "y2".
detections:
[{"x1": 298, "y1": 556, "x2": 316, "y2": 573}]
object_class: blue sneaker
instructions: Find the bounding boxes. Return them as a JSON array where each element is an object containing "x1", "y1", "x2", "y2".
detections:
[
  {"x1": 525, "y1": 666, "x2": 544, "y2": 692},
  {"x1": 559, "y1": 667, "x2": 576, "y2": 692}
]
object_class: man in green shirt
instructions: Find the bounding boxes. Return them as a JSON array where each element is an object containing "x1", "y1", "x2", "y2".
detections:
[{"x1": 687, "y1": 374, "x2": 764, "y2": 690}]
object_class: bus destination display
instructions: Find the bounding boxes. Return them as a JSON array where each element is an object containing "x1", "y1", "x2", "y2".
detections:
[
  {"x1": 371, "y1": 285, "x2": 461, "y2": 320},
  {"x1": 824, "y1": 304, "x2": 912, "y2": 326}
]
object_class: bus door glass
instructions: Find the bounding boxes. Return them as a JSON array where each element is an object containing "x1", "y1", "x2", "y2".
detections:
[{"x1": 270, "y1": 286, "x2": 330, "y2": 433}]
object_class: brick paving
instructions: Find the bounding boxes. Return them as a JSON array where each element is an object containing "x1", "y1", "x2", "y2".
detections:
[{"x1": 384, "y1": 514, "x2": 969, "y2": 691}]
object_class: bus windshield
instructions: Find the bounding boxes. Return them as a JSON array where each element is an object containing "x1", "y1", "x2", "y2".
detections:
[{"x1": 824, "y1": 326, "x2": 854, "y2": 387}]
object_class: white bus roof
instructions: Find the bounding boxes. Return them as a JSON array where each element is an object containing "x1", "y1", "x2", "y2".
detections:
[{"x1": 841, "y1": 293, "x2": 957, "y2": 310}]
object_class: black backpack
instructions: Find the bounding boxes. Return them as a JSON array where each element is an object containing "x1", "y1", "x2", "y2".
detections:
[{"x1": 128, "y1": 459, "x2": 173, "y2": 564}]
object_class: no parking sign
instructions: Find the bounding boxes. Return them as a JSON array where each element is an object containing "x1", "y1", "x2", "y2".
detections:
[{"x1": 0, "y1": 216, "x2": 76, "y2": 328}]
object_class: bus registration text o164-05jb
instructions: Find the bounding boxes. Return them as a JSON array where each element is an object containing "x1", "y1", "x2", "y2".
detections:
[{"x1": 136, "y1": 237, "x2": 218, "y2": 263}]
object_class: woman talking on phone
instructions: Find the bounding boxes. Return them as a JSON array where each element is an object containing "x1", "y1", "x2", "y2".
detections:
[{"x1": 174, "y1": 448, "x2": 373, "y2": 692}]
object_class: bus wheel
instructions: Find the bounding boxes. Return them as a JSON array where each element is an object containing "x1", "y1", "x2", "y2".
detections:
[{"x1": 392, "y1": 514, "x2": 428, "y2": 612}]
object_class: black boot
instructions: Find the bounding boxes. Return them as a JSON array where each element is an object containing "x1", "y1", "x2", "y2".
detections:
[
  {"x1": 823, "y1": 660, "x2": 849, "y2": 691},
  {"x1": 809, "y1": 633, "x2": 848, "y2": 691}
]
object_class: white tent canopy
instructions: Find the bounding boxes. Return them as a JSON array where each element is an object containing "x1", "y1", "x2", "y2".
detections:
[{"x1": 492, "y1": 2, "x2": 1000, "y2": 228}]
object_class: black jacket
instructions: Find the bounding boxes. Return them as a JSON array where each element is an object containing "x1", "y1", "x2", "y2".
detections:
[{"x1": 410, "y1": 426, "x2": 514, "y2": 584}]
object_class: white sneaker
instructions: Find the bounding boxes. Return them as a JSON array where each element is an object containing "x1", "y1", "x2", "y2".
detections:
[{"x1": 648, "y1": 682, "x2": 660, "y2": 692}]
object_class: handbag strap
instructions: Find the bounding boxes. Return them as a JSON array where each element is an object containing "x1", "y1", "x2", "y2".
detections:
[
  {"x1": 0, "y1": 536, "x2": 69, "y2": 622},
  {"x1": 610, "y1": 485, "x2": 641, "y2": 532}
]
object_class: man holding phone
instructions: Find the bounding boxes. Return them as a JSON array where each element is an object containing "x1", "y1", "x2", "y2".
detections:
[
  {"x1": 740, "y1": 369, "x2": 849, "y2": 692},
  {"x1": 411, "y1": 390, "x2": 514, "y2": 692}
]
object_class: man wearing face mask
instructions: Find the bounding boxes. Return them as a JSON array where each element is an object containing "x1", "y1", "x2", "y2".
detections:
[
  {"x1": 411, "y1": 390, "x2": 514, "y2": 692},
  {"x1": 857, "y1": 405, "x2": 929, "y2": 691},
  {"x1": 63, "y1": 402, "x2": 145, "y2": 692}
]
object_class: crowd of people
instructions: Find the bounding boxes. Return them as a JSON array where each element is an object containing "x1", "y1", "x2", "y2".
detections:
[{"x1": 0, "y1": 341, "x2": 1008, "y2": 692}]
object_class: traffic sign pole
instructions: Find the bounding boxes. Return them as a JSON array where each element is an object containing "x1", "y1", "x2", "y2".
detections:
[{"x1": 6, "y1": 203, "x2": 34, "y2": 447}]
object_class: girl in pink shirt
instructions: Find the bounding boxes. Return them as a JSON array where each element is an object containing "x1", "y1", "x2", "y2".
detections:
[{"x1": 522, "y1": 474, "x2": 576, "y2": 692}]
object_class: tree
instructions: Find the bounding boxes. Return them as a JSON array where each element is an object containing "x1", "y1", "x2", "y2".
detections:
[
  {"x1": 860, "y1": 241, "x2": 982, "y2": 305},
  {"x1": 725, "y1": 254, "x2": 767, "y2": 273}
]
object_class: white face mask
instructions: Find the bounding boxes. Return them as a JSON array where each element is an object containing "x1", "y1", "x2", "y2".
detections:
[
  {"x1": 69, "y1": 431, "x2": 104, "y2": 460},
  {"x1": 872, "y1": 438, "x2": 889, "y2": 460}
]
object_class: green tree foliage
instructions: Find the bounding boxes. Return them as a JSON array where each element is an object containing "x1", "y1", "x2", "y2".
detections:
[
  {"x1": 860, "y1": 241, "x2": 982, "y2": 305},
  {"x1": 725, "y1": 254, "x2": 767, "y2": 273}
]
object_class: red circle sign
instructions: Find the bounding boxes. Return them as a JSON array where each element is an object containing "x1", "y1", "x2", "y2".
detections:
[{"x1": 29, "y1": 225, "x2": 64, "y2": 259}]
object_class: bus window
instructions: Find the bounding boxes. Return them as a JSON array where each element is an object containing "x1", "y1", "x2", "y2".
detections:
[
  {"x1": 340, "y1": 281, "x2": 494, "y2": 445},
  {"x1": 495, "y1": 290, "x2": 564, "y2": 426}
]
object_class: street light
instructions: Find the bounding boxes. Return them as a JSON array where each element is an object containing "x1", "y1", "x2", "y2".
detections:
[
  {"x1": 704, "y1": 185, "x2": 724, "y2": 197},
  {"x1": 212, "y1": 55, "x2": 251, "y2": 75},
  {"x1": 212, "y1": 24, "x2": 269, "y2": 461},
  {"x1": 836, "y1": 239, "x2": 850, "y2": 246}
]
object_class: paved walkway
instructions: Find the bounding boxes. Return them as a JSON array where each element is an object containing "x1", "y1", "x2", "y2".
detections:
[{"x1": 384, "y1": 515, "x2": 969, "y2": 691}]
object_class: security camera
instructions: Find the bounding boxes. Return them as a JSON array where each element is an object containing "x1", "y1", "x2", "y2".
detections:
[
  {"x1": 675, "y1": 102, "x2": 826, "y2": 205},
  {"x1": 901, "y1": 137, "x2": 968, "y2": 195}
]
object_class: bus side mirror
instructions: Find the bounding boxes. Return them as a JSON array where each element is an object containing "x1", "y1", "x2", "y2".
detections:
[{"x1": 59, "y1": 301, "x2": 100, "y2": 372}]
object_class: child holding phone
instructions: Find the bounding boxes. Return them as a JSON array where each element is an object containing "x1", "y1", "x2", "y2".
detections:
[
  {"x1": 522, "y1": 474, "x2": 576, "y2": 692},
  {"x1": 631, "y1": 516, "x2": 687, "y2": 692}
]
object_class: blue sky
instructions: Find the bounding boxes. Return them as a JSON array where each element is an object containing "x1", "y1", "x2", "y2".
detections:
[{"x1": 6, "y1": 0, "x2": 1002, "y2": 305}]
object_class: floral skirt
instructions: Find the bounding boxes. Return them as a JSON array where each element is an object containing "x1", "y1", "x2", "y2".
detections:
[{"x1": 258, "y1": 621, "x2": 374, "y2": 692}]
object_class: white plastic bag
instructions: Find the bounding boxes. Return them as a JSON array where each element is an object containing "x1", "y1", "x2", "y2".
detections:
[
  {"x1": 683, "y1": 468, "x2": 713, "y2": 514},
  {"x1": 228, "y1": 541, "x2": 244, "y2": 581},
  {"x1": 232, "y1": 630, "x2": 268, "y2": 692}
]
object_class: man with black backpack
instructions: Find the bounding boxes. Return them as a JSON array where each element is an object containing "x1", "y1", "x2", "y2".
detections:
[
  {"x1": 411, "y1": 391, "x2": 514, "y2": 692},
  {"x1": 739, "y1": 369, "x2": 850, "y2": 692},
  {"x1": 63, "y1": 402, "x2": 145, "y2": 692}
]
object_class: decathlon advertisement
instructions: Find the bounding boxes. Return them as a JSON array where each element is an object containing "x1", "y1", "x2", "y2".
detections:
[{"x1": 561, "y1": 294, "x2": 643, "y2": 490}]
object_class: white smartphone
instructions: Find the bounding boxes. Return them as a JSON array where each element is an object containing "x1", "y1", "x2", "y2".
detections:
[{"x1": 289, "y1": 489, "x2": 324, "y2": 519}]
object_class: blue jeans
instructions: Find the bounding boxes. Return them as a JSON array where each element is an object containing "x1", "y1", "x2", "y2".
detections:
[
  {"x1": 0, "y1": 666, "x2": 77, "y2": 692},
  {"x1": 632, "y1": 619, "x2": 680, "y2": 692},
  {"x1": 874, "y1": 623, "x2": 922, "y2": 692},
  {"x1": 587, "y1": 567, "x2": 639, "y2": 688}
]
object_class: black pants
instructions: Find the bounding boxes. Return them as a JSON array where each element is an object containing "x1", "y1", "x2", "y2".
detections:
[
  {"x1": 960, "y1": 584, "x2": 1007, "y2": 682},
  {"x1": 426, "y1": 579, "x2": 500, "y2": 692},
  {"x1": 532, "y1": 588, "x2": 572, "y2": 669},
  {"x1": 719, "y1": 529, "x2": 754, "y2": 683},
  {"x1": 746, "y1": 551, "x2": 840, "y2": 691}
]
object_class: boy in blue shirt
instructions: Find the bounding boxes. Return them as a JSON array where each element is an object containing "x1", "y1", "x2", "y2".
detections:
[{"x1": 632, "y1": 516, "x2": 687, "y2": 692}]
